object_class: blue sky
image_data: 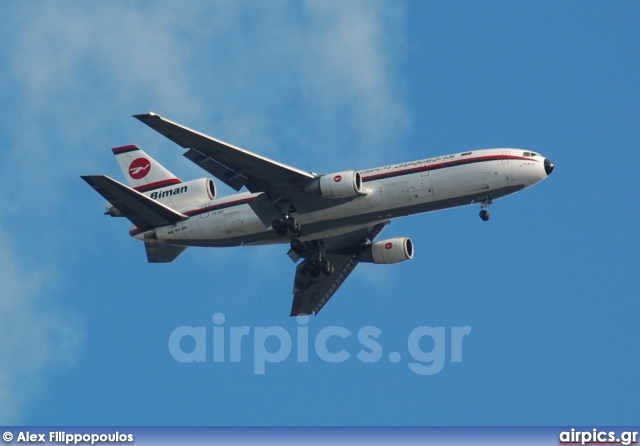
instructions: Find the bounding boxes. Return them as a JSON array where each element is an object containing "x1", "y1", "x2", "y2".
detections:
[{"x1": 1, "y1": 1, "x2": 638, "y2": 426}]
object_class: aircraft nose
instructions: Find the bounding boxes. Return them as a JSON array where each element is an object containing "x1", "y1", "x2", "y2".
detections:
[{"x1": 544, "y1": 158, "x2": 555, "y2": 176}]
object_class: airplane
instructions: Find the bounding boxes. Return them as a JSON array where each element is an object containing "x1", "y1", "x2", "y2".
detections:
[{"x1": 82, "y1": 113, "x2": 554, "y2": 316}]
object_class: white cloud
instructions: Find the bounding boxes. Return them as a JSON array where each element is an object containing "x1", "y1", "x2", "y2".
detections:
[
  {"x1": 0, "y1": 232, "x2": 83, "y2": 423},
  {"x1": 0, "y1": 0, "x2": 410, "y2": 421},
  {"x1": 188, "y1": 0, "x2": 411, "y2": 171},
  {"x1": 301, "y1": 0, "x2": 408, "y2": 145},
  {"x1": 3, "y1": 1, "x2": 409, "y2": 203}
]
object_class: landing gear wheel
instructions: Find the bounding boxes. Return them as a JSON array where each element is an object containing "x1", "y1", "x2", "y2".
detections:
[
  {"x1": 478, "y1": 196, "x2": 492, "y2": 221},
  {"x1": 299, "y1": 241, "x2": 331, "y2": 278},
  {"x1": 275, "y1": 216, "x2": 301, "y2": 235},
  {"x1": 273, "y1": 219, "x2": 289, "y2": 236},
  {"x1": 289, "y1": 222, "x2": 301, "y2": 235},
  {"x1": 290, "y1": 239, "x2": 304, "y2": 254},
  {"x1": 304, "y1": 260, "x2": 317, "y2": 273}
]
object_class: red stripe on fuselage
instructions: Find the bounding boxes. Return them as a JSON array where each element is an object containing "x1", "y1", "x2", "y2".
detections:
[{"x1": 361, "y1": 155, "x2": 538, "y2": 182}]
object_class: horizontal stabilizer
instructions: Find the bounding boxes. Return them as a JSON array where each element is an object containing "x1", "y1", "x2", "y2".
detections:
[
  {"x1": 144, "y1": 241, "x2": 187, "y2": 263},
  {"x1": 81, "y1": 175, "x2": 187, "y2": 229}
]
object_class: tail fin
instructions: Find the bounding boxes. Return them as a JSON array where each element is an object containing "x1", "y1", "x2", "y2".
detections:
[{"x1": 112, "y1": 145, "x2": 181, "y2": 193}]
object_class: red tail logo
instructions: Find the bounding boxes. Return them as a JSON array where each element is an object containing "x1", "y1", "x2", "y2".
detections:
[{"x1": 129, "y1": 158, "x2": 151, "y2": 180}]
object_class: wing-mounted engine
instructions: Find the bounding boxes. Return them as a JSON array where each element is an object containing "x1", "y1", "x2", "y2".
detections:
[
  {"x1": 305, "y1": 170, "x2": 364, "y2": 198},
  {"x1": 359, "y1": 237, "x2": 414, "y2": 264}
]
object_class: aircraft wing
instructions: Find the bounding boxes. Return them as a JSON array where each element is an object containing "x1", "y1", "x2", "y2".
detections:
[
  {"x1": 290, "y1": 222, "x2": 388, "y2": 316},
  {"x1": 81, "y1": 175, "x2": 188, "y2": 229},
  {"x1": 133, "y1": 113, "x2": 351, "y2": 215},
  {"x1": 134, "y1": 113, "x2": 316, "y2": 194}
]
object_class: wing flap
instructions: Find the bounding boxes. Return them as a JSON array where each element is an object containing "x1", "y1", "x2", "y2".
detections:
[
  {"x1": 81, "y1": 175, "x2": 187, "y2": 228},
  {"x1": 183, "y1": 148, "x2": 247, "y2": 191}
]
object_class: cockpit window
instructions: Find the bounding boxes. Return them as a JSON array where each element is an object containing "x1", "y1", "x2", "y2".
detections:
[{"x1": 523, "y1": 151, "x2": 531, "y2": 156}]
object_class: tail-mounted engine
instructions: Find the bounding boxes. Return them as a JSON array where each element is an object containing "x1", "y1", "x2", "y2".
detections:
[
  {"x1": 359, "y1": 237, "x2": 414, "y2": 264},
  {"x1": 146, "y1": 178, "x2": 216, "y2": 210},
  {"x1": 305, "y1": 170, "x2": 363, "y2": 199},
  {"x1": 105, "y1": 178, "x2": 216, "y2": 217}
]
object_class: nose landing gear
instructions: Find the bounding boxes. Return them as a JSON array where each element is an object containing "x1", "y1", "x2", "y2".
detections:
[{"x1": 478, "y1": 196, "x2": 492, "y2": 221}]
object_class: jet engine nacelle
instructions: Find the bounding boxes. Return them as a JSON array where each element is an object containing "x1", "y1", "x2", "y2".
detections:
[
  {"x1": 306, "y1": 170, "x2": 363, "y2": 199},
  {"x1": 106, "y1": 178, "x2": 217, "y2": 217},
  {"x1": 359, "y1": 237, "x2": 414, "y2": 264},
  {"x1": 146, "y1": 178, "x2": 216, "y2": 210}
]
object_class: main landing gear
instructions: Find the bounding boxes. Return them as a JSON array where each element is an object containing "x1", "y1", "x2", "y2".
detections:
[
  {"x1": 291, "y1": 239, "x2": 334, "y2": 278},
  {"x1": 272, "y1": 215, "x2": 300, "y2": 236},
  {"x1": 479, "y1": 196, "x2": 492, "y2": 221},
  {"x1": 303, "y1": 258, "x2": 334, "y2": 278}
]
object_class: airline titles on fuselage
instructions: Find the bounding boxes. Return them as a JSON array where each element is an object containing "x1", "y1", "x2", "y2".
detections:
[
  {"x1": 150, "y1": 185, "x2": 188, "y2": 199},
  {"x1": 360, "y1": 154, "x2": 458, "y2": 176}
]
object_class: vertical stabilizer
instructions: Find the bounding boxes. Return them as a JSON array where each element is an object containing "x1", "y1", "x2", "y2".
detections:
[{"x1": 112, "y1": 145, "x2": 181, "y2": 193}]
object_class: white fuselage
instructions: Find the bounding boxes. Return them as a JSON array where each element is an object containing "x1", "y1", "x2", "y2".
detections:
[{"x1": 132, "y1": 148, "x2": 549, "y2": 247}]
